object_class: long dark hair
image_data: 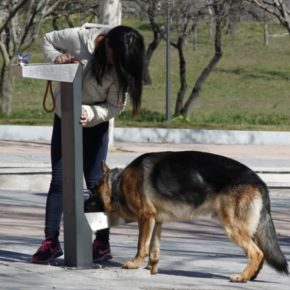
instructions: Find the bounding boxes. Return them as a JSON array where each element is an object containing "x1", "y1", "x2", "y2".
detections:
[{"x1": 92, "y1": 25, "x2": 145, "y2": 115}]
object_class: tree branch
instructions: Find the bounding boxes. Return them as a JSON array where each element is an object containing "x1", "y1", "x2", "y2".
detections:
[
  {"x1": 247, "y1": 0, "x2": 290, "y2": 33},
  {"x1": 0, "y1": 0, "x2": 29, "y2": 34}
]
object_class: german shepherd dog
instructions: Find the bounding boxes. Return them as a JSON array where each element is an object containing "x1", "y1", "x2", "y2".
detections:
[{"x1": 93, "y1": 151, "x2": 289, "y2": 282}]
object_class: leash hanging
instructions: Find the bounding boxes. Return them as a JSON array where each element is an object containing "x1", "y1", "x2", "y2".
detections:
[{"x1": 42, "y1": 80, "x2": 56, "y2": 113}]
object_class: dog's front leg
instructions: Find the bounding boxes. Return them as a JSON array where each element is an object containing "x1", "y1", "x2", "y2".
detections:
[
  {"x1": 146, "y1": 222, "x2": 162, "y2": 274},
  {"x1": 123, "y1": 214, "x2": 155, "y2": 270}
]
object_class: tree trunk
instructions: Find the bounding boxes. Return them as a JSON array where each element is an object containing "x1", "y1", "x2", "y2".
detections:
[
  {"x1": 0, "y1": 29, "x2": 14, "y2": 115},
  {"x1": 0, "y1": 63, "x2": 14, "y2": 115},
  {"x1": 99, "y1": 0, "x2": 122, "y2": 26},
  {"x1": 193, "y1": 26, "x2": 197, "y2": 51},
  {"x1": 174, "y1": 36, "x2": 187, "y2": 115},
  {"x1": 264, "y1": 19, "x2": 269, "y2": 46},
  {"x1": 52, "y1": 17, "x2": 59, "y2": 30},
  {"x1": 65, "y1": 15, "x2": 74, "y2": 28},
  {"x1": 143, "y1": 57, "x2": 152, "y2": 85},
  {"x1": 180, "y1": 2, "x2": 223, "y2": 117},
  {"x1": 143, "y1": 29, "x2": 162, "y2": 85},
  {"x1": 208, "y1": 4, "x2": 214, "y2": 39},
  {"x1": 99, "y1": 0, "x2": 122, "y2": 149}
]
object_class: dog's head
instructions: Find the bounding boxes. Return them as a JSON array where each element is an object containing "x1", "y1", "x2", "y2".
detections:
[{"x1": 92, "y1": 161, "x2": 122, "y2": 213}]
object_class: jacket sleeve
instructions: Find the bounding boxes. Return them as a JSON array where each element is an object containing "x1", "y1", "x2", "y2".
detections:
[
  {"x1": 42, "y1": 28, "x2": 81, "y2": 62},
  {"x1": 82, "y1": 82, "x2": 127, "y2": 127}
]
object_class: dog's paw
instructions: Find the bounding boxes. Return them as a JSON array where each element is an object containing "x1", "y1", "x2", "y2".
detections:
[
  {"x1": 230, "y1": 274, "x2": 248, "y2": 283},
  {"x1": 122, "y1": 260, "x2": 139, "y2": 269},
  {"x1": 145, "y1": 263, "x2": 158, "y2": 274}
]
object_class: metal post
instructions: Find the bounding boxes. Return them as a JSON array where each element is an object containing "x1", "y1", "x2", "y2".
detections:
[
  {"x1": 60, "y1": 65, "x2": 92, "y2": 267},
  {"x1": 10, "y1": 63, "x2": 92, "y2": 267}
]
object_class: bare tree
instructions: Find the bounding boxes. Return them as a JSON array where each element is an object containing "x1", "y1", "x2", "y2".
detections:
[
  {"x1": 49, "y1": 1, "x2": 100, "y2": 30},
  {"x1": 134, "y1": 0, "x2": 243, "y2": 117},
  {"x1": 246, "y1": 0, "x2": 290, "y2": 32},
  {"x1": 0, "y1": 0, "x2": 64, "y2": 114},
  {"x1": 169, "y1": 0, "x2": 206, "y2": 115},
  {"x1": 134, "y1": 0, "x2": 166, "y2": 85},
  {"x1": 174, "y1": 0, "x2": 253, "y2": 117},
  {"x1": 179, "y1": 0, "x2": 225, "y2": 117},
  {"x1": 0, "y1": 0, "x2": 103, "y2": 114}
]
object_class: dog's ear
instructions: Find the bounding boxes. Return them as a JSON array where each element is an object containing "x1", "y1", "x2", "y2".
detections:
[{"x1": 102, "y1": 160, "x2": 110, "y2": 175}]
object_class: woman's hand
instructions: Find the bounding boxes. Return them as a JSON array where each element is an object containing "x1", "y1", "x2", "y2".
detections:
[
  {"x1": 54, "y1": 53, "x2": 79, "y2": 64},
  {"x1": 80, "y1": 107, "x2": 89, "y2": 126}
]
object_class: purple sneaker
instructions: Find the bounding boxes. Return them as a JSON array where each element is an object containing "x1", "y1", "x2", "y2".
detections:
[
  {"x1": 92, "y1": 239, "x2": 112, "y2": 262},
  {"x1": 32, "y1": 238, "x2": 63, "y2": 264}
]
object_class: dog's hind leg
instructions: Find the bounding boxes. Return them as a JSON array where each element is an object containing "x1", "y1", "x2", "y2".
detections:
[
  {"x1": 123, "y1": 213, "x2": 156, "y2": 270},
  {"x1": 219, "y1": 209, "x2": 264, "y2": 281},
  {"x1": 146, "y1": 222, "x2": 162, "y2": 274},
  {"x1": 250, "y1": 241, "x2": 265, "y2": 281},
  {"x1": 228, "y1": 231, "x2": 264, "y2": 282},
  {"x1": 216, "y1": 186, "x2": 264, "y2": 282}
]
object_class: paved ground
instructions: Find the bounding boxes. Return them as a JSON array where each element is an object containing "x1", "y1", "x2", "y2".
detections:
[
  {"x1": 0, "y1": 140, "x2": 290, "y2": 289},
  {"x1": 0, "y1": 189, "x2": 289, "y2": 290}
]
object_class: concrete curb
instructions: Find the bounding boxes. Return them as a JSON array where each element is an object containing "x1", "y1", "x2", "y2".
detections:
[
  {"x1": 1, "y1": 124, "x2": 290, "y2": 145},
  {"x1": 0, "y1": 125, "x2": 52, "y2": 143},
  {"x1": 114, "y1": 127, "x2": 290, "y2": 145},
  {"x1": 1, "y1": 125, "x2": 290, "y2": 191}
]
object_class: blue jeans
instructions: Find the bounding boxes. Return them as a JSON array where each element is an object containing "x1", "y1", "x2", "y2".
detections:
[{"x1": 45, "y1": 115, "x2": 109, "y2": 240}]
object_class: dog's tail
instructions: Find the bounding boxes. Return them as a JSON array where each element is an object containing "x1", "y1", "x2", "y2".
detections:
[{"x1": 256, "y1": 202, "x2": 288, "y2": 275}]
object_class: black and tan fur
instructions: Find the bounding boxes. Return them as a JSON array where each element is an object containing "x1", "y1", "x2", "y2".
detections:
[{"x1": 94, "y1": 151, "x2": 289, "y2": 282}]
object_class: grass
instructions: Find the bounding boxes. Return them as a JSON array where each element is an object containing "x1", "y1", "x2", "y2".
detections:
[{"x1": 1, "y1": 18, "x2": 290, "y2": 130}]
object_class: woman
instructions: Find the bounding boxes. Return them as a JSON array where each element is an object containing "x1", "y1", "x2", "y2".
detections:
[{"x1": 32, "y1": 23, "x2": 145, "y2": 264}]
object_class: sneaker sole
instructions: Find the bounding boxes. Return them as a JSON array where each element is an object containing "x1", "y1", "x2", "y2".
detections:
[
  {"x1": 93, "y1": 254, "x2": 113, "y2": 263},
  {"x1": 32, "y1": 250, "x2": 63, "y2": 264}
]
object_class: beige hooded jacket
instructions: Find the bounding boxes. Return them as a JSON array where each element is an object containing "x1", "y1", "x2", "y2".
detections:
[{"x1": 42, "y1": 23, "x2": 126, "y2": 127}]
